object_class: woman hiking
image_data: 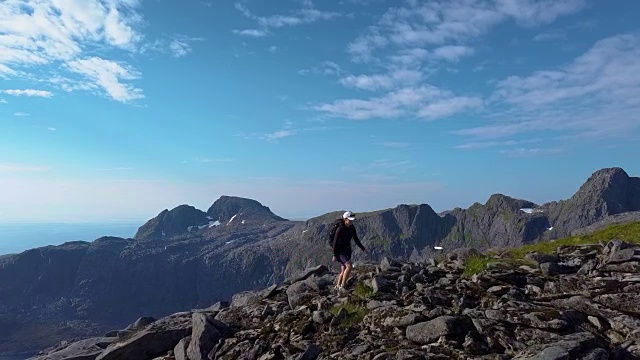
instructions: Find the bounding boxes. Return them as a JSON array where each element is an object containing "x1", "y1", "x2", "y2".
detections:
[{"x1": 332, "y1": 211, "x2": 367, "y2": 289}]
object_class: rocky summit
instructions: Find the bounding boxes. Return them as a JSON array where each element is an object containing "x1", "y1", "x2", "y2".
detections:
[
  {"x1": 29, "y1": 235, "x2": 640, "y2": 360},
  {"x1": 2, "y1": 167, "x2": 640, "y2": 355}
]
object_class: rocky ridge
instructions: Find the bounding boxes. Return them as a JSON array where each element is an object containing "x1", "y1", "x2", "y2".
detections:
[
  {"x1": 30, "y1": 235, "x2": 640, "y2": 360},
  {"x1": 3, "y1": 167, "x2": 640, "y2": 355}
]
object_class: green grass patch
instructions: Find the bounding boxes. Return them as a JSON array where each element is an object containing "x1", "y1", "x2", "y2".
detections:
[
  {"x1": 330, "y1": 302, "x2": 368, "y2": 327},
  {"x1": 509, "y1": 221, "x2": 640, "y2": 259},
  {"x1": 462, "y1": 221, "x2": 640, "y2": 277},
  {"x1": 354, "y1": 283, "x2": 374, "y2": 299},
  {"x1": 462, "y1": 254, "x2": 493, "y2": 278}
]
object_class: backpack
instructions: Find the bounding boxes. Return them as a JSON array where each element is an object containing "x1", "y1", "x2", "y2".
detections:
[{"x1": 328, "y1": 219, "x2": 342, "y2": 247}]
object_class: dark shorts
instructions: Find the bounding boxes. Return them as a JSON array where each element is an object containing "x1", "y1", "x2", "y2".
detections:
[{"x1": 336, "y1": 253, "x2": 351, "y2": 265}]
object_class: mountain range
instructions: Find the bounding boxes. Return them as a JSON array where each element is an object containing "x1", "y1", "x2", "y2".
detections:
[{"x1": 1, "y1": 167, "x2": 639, "y2": 355}]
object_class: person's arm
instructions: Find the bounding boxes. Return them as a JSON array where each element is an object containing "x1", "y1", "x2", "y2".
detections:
[{"x1": 352, "y1": 226, "x2": 366, "y2": 251}]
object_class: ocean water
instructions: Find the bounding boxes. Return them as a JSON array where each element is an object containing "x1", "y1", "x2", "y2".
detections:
[{"x1": 0, "y1": 222, "x2": 141, "y2": 255}]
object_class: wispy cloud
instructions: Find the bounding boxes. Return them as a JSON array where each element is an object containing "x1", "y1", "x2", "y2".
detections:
[
  {"x1": 339, "y1": 69, "x2": 423, "y2": 91},
  {"x1": 454, "y1": 33, "x2": 640, "y2": 143},
  {"x1": 268, "y1": 45, "x2": 278, "y2": 53},
  {"x1": 47, "y1": 127, "x2": 57, "y2": 131},
  {"x1": 0, "y1": 98, "x2": 7, "y2": 104},
  {"x1": 0, "y1": 0, "x2": 143, "y2": 102},
  {"x1": 454, "y1": 138, "x2": 541, "y2": 150},
  {"x1": 237, "y1": 121, "x2": 334, "y2": 142},
  {"x1": 265, "y1": 129, "x2": 297, "y2": 141},
  {"x1": 0, "y1": 1, "x2": 196, "y2": 103},
  {"x1": 312, "y1": 0, "x2": 581, "y2": 123},
  {"x1": 232, "y1": 1, "x2": 340, "y2": 37},
  {"x1": 232, "y1": 29, "x2": 268, "y2": 37},
  {"x1": 313, "y1": 85, "x2": 482, "y2": 120},
  {"x1": 0, "y1": 163, "x2": 50, "y2": 173},
  {"x1": 499, "y1": 147, "x2": 565, "y2": 157},
  {"x1": 13, "y1": 112, "x2": 29, "y2": 117},
  {"x1": 168, "y1": 35, "x2": 204, "y2": 58},
  {"x1": 65, "y1": 57, "x2": 144, "y2": 102},
  {"x1": 347, "y1": 0, "x2": 584, "y2": 64},
  {"x1": 2, "y1": 89, "x2": 53, "y2": 98},
  {"x1": 298, "y1": 61, "x2": 343, "y2": 76}
]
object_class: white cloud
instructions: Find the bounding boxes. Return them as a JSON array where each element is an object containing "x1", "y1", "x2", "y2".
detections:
[
  {"x1": 453, "y1": 138, "x2": 541, "y2": 150},
  {"x1": 454, "y1": 33, "x2": 640, "y2": 143},
  {"x1": 314, "y1": 85, "x2": 481, "y2": 121},
  {"x1": 432, "y1": 45, "x2": 475, "y2": 62},
  {"x1": 499, "y1": 147, "x2": 564, "y2": 157},
  {"x1": 47, "y1": 127, "x2": 57, "y2": 131},
  {"x1": 339, "y1": 69, "x2": 423, "y2": 91},
  {"x1": 347, "y1": 0, "x2": 584, "y2": 64},
  {"x1": 0, "y1": 0, "x2": 141, "y2": 66},
  {"x1": 232, "y1": 29, "x2": 269, "y2": 37},
  {"x1": 169, "y1": 36, "x2": 202, "y2": 58},
  {"x1": 65, "y1": 57, "x2": 144, "y2": 102},
  {"x1": 492, "y1": 33, "x2": 640, "y2": 107},
  {"x1": 418, "y1": 97, "x2": 483, "y2": 120},
  {"x1": 495, "y1": 0, "x2": 585, "y2": 26},
  {"x1": 2, "y1": 89, "x2": 53, "y2": 98},
  {"x1": 0, "y1": 98, "x2": 6, "y2": 103},
  {"x1": 299, "y1": 61, "x2": 343, "y2": 76},
  {"x1": 233, "y1": 1, "x2": 340, "y2": 37},
  {"x1": 265, "y1": 129, "x2": 297, "y2": 141},
  {"x1": 268, "y1": 45, "x2": 278, "y2": 53},
  {"x1": 0, "y1": 0, "x2": 192, "y2": 102},
  {"x1": 13, "y1": 112, "x2": 29, "y2": 117}
]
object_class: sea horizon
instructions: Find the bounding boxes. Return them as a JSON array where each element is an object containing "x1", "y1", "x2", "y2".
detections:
[{"x1": 0, "y1": 221, "x2": 142, "y2": 256}]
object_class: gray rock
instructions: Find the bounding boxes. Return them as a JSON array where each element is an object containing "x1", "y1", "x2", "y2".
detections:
[
  {"x1": 187, "y1": 312, "x2": 225, "y2": 360},
  {"x1": 524, "y1": 252, "x2": 560, "y2": 266},
  {"x1": 383, "y1": 313, "x2": 425, "y2": 328},
  {"x1": 371, "y1": 277, "x2": 391, "y2": 293},
  {"x1": 609, "y1": 248, "x2": 636, "y2": 263},
  {"x1": 298, "y1": 344, "x2": 322, "y2": 360},
  {"x1": 29, "y1": 337, "x2": 116, "y2": 360},
  {"x1": 406, "y1": 316, "x2": 474, "y2": 344},
  {"x1": 286, "y1": 265, "x2": 329, "y2": 284},
  {"x1": 312, "y1": 310, "x2": 332, "y2": 324},
  {"x1": 286, "y1": 281, "x2": 315, "y2": 309},
  {"x1": 173, "y1": 336, "x2": 191, "y2": 360},
  {"x1": 540, "y1": 262, "x2": 563, "y2": 276},
  {"x1": 96, "y1": 314, "x2": 192, "y2": 360}
]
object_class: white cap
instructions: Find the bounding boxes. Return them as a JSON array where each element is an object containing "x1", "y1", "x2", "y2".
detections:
[{"x1": 342, "y1": 211, "x2": 355, "y2": 221}]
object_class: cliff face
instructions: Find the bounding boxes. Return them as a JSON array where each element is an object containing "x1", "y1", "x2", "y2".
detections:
[{"x1": 542, "y1": 167, "x2": 640, "y2": 238}]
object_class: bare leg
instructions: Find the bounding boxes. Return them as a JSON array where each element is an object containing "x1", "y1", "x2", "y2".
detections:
[
  {"x1": 340, "y1": 262, "x2": 352, "y2": 287},
  {"x1": 335, "y1": 264, "x2": 345, "y2": 288}
]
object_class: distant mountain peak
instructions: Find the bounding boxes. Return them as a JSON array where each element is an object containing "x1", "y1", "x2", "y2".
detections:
[
  {"x1": 134, "y1": 204, "x2": 209, "y2": 240},
  {"x1": 207, "y1": 195, "x2": 287, "y2": 223}
]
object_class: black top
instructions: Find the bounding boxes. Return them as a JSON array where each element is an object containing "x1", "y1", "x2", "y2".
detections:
[{"x1": 332, "y1": 223, "x2": 365, "y2": 257}]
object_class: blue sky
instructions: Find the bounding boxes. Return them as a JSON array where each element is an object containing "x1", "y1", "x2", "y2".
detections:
[{"x1": 0, "y1": 0, "x2": 638, "y2": 223}]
